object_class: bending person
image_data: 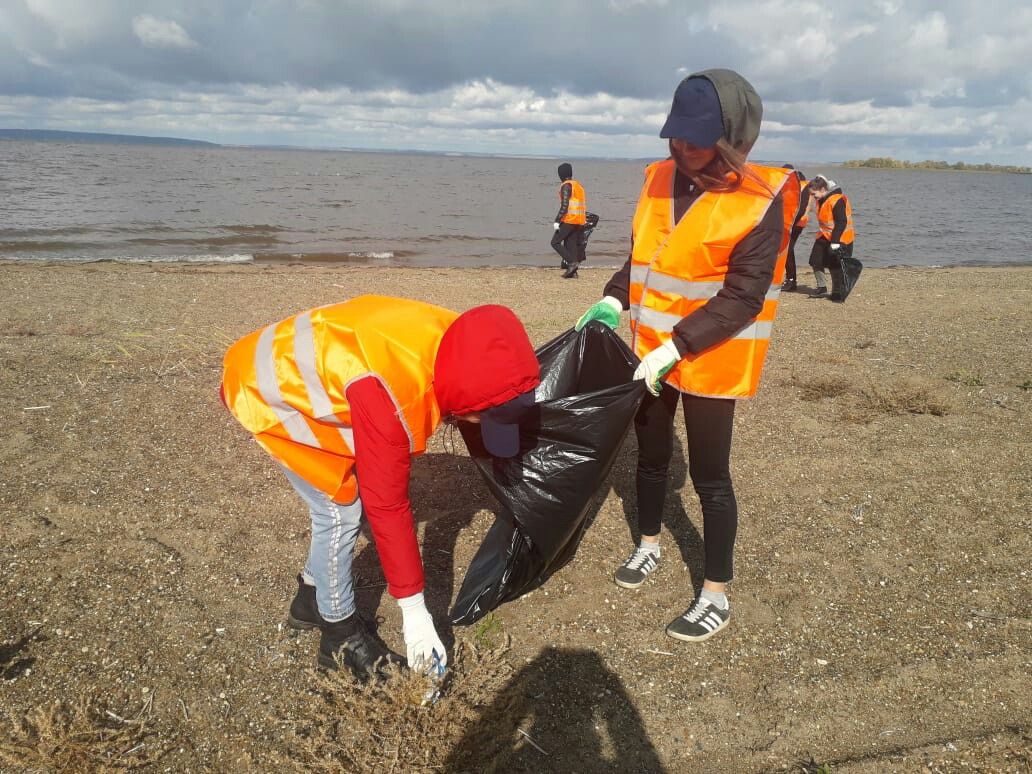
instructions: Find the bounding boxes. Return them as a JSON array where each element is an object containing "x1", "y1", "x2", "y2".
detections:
[
  {"x1": 575, "y1": 70, "x2": 797, "y2": 643},
  {"x1": 221, "y1": 296, "x2": 539, "y2": 680},
  {"x1": 806, "y1": 175, "x2": 856, "y2": 301}
]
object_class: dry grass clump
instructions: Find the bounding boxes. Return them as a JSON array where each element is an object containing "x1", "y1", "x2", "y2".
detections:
[
  {"x1": 789, "y1": 373, "x2": 852, "y2": 401},
  {"x1": 0, "y1": 697, "x2": 162, "y2": 772},
  {"x1": 290, "y1": 640, "x2": 514, "y2": 772},
  {"x1": 850, "y1": 377, "x2": 953, "y2": 421}
]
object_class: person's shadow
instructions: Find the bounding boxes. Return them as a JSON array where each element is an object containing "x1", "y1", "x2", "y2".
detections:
[
  {"x1": 444, "y1": 646, "x2": 666, "y2": 773},
  {"x1": 351, "y1": 449, "x2": 500, "y2": 648},
  {"x1": 608, "y1": 425, "x2": 705, "y2": 594}
]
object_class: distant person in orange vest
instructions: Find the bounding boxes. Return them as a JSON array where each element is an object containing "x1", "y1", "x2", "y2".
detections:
[
  {"x1": 221, "y1": 297, "x2": 539, "y2": 681},
  {"x1": 780, "y1": 164, "x2": 811, "y2": 292},
  {"x1": 573, "y1": 69, "x2": 798, "y2": 643},
  {"x1": 551, "y1": 162, "x2": 588, "y2": 279},
  {"x1": 807, "y1": 175, "x2": 855, "y2": 301}
]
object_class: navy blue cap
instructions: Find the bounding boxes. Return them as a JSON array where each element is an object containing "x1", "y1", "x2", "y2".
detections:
[
  {"x1": 659, "y1": 76, "x2": 724, "y2": 148},
  {"x1": 479, "y1": 389, "x2": 536, "y2": 458}
]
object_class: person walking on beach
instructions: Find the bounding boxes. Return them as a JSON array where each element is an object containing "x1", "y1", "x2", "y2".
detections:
[
  {"x1": 806, "y1": 175, "x2": 855, "y2": 300},
  {"x1": 220, "y1": 296, "x2": 539, "y2": 681},
  {"x1": 551, "y1": 162, "x2": 588, "y2": 279},
  {"x1": 780, "y1": 164, "x2": 811, "y2": 292},
  {"x1": 574, "y1": 69, "x2": 798, "y2": 643}
]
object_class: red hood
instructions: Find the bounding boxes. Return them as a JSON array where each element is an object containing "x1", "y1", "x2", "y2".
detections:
[{"x1": 433, "y1": 305, "x2": 540, "y2": 416}]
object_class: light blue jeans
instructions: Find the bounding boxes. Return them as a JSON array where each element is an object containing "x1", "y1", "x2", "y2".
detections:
[{"x1": 281, "y1": 466, "x2": 364, "y2": 623}]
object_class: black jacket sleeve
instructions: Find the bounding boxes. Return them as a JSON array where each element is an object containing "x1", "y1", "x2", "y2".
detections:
[
  {"x1": 602, "y1": 251, "x2": 633, "y2": 308},
  {"x1": 671, "y1": 191, "x2": 784, "y2": 356},
  {"x1": 555, "y1": 182, "x2": 571, "y2": 222},
  {"x1": 829, "y1": 197, "x2": 848, "y2": 243}
]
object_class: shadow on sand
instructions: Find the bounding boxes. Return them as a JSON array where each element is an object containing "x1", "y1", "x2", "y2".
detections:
[{"x1": 444, "y1": 646, "x2": 666, "y2": 773}]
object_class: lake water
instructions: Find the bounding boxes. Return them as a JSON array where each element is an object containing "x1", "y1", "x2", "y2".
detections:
[{"x1": 2, "y1": 140, "x2": 1030, "y2": 269}]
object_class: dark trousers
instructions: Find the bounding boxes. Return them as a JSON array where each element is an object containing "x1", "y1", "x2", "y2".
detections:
[
  {"x1": 634, "y1": 386, "x2": 738, "y2": 583},
  {"x1": 551, "y1": 223, "x2": 582, "y2": 268},
  {"x1": 785, "y1": 225, "x2": 804, "y2": 282}
]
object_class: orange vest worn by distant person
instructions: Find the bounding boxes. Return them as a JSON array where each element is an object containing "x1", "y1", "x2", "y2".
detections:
[
  {"x1": 629, "y1": 159, "x2": 799, "y2": 399},
  {"x1": 817, "y1": 193, "x2": 855, "y2": 244},
  {"x1": 221, "y1": 295, "x2": 458, "y2": 502},
  {"x1": 560, "y1": 179, "x2": 587, "y2": 225},
  {"x1": 794, "y1": 179, "x2": 810, "y2": 228}
]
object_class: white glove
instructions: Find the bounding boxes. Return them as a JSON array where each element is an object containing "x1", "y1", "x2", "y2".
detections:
[
  {"x1": 829, "y1": 242, "x2": 841, "y2": 251},
  {"x1": 633, "y1": 340, "x2": 681, "y2": 396},
  {"x1": 397, "y1": 592, "x2": 447, "y2": 675},
  {"x1": 553, "y1": 221, "x2": 561, "y2": 230}
]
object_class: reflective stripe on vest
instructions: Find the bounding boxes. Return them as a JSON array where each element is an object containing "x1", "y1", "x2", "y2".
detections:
[
  {"x1": 222, "y1": 295, "x2": 457, "y2": 501},
  {"x1": 817, "y1": 192, "x2": 854, "y2": 243},
  {"x1": 561, "y1": 179, "x2": 587, "y2": 225},
  {"x1": 627, "y1": 159, "x2": 799, "y2": 399}
]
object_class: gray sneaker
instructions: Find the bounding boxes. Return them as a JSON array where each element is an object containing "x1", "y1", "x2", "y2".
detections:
[
  {"x1": 666, "y1": 597, "x2": 730, "y2": 642},
  {"x1": 614, "y1": 547, "x2": 659, "y2": 589}
]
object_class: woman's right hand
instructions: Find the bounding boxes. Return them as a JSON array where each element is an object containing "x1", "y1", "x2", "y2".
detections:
[{"x1": 575, "y1": 296, "x2": 623, "y2": 331}]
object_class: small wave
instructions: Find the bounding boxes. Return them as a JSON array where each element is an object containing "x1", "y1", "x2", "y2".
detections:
[
  {"x1": 126, "y1": 234, "x2": 283, "y2": 247},
  {"x1": 254, "y1": 250, "x2": 418, "y2": 264},
  {"x1": 0, "y1": 253, "x2": 254, "y2": 264}
]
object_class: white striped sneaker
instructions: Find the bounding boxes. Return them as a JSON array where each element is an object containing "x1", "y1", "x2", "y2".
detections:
[
  {"x1": 666, "y1": 597, "x2": 730, "y2": 642},
  {"x1": 613, "y1": 547, "x2": 660, "y2": 589}
]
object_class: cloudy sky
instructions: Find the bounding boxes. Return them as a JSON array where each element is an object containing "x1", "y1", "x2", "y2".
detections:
[{"x1": 1, "y1": 0, "x2": 1030, "y2": 163}]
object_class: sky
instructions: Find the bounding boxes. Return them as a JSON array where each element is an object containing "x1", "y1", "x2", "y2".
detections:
[{"x1": 1, "y1": 0, "x2": 1030, "y2": 164}]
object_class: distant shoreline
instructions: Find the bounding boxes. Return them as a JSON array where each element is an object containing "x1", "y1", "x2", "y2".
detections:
[
  {"x1": 843, "y1": 157, "x2": 1030, "y2": 174},
  {"x1": 0, "y1": 128, "x2": 218, "y2": 147}
]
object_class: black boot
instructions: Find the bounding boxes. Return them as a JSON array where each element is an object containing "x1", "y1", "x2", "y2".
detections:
[
  {"x1": 317, "y1": 614, "x2": 402, "y2": 681},
  {"x1": 287, "y1": 574, "x2": 327, "y2": 630},
  {"x1": 562, "y1": 262, "x2": 580, "y2": 279}
]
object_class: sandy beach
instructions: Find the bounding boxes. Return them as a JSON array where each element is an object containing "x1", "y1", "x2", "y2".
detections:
[{"x1": 1, "y1": 261, "x2": 1029, "y2": 772}]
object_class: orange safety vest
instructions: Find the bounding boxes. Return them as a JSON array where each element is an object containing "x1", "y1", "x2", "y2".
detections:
[
  {"x1": 794, "y1": 179, "x2": 810, "y2": 228},
  {"x1": 221, "y1": 295, "x2": 458, "y2": 502},
  {"x1": 817, "y1": 192, "x2": 854, "y2": 243},
  {"x1": 629, "y1": 159, "x2": 799, "y2": 399},
  {"x1": 560, "y1": 179, "x2": 587, "y2": 225}
]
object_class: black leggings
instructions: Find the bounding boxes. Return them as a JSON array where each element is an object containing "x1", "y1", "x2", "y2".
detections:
[
  {"x1": 551, "y1": 223, "x2": 582, "y2": 267},
  {"x1": 634, "y1": 386, "x2": 738, "y2": 583}
]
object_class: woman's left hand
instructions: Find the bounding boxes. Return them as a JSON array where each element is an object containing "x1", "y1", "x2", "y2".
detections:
[{"x1": 633, "y1": 340, "x2": 681, "y2": 395}]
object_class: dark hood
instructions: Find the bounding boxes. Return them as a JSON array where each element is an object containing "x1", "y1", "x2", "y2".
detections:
[{"x1": 689, "y1": 68, "x2": 762, "y2": 155}]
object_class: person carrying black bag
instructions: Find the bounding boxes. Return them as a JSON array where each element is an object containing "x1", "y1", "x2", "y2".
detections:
[
  {"x1": 807, "y1": 175, "x2": 859, "y2": 301},
  {"x1": 574, "y1": 69, "x2": 798, "y2": 643},
  {"x1": 551, "y1": 162, "x2": 588, "y2": 278}
]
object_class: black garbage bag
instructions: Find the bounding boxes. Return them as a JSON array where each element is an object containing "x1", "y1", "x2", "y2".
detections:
[
  {"x1": 450, "y1": 322, "x2": 645, "y2": 625},
  {"x1": 828, "y1": 247, "x2": 863, "y2": 301},
  {"x1": 576, "y1": 212, "x2": 600, "y2": 263}
]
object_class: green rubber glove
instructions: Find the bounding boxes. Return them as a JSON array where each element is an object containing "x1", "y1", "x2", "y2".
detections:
[{"x1": 575, "y1": 296, "x2": 623, "y2": 331}]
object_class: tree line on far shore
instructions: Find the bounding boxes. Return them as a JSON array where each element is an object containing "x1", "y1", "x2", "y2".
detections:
[{"x1": 843, "y1": 157, "x2": 1030, "y2": 174}]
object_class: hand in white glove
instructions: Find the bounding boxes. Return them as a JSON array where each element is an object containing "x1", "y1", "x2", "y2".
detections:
[
  {"x1": 553, "y1": 221, "x2": 561, "y2": 231},
  {"x1": 829, "y1": 242, "x2": 841, "y2": 251},
  {"x1": 398, "y1": 592, "x2": 447, "y2": 676},
  {"x1": 633, "y1": 340, "x2": 681, "y2": 396}
]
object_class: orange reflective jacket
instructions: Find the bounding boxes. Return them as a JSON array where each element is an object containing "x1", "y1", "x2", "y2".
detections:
[
  {"x1": 794, "y1": 180, "x2": 810, "y2": 228},
  {"x1": 629, "y1": 160, "x2": 799, "y2": 399},
  {"x1": 221, "y1": 295, "x2": 458, "y2": 502},
  {"x1": 560, "y1": 179, "x2": 587, "y2": 225},
  {"x1": 817, "y1": 193, "x2": 854, "y2": 243}
]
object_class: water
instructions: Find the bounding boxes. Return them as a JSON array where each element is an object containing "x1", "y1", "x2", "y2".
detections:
[{"x1": 3, "y1": 140, "x2": 1030, "y2": 268}]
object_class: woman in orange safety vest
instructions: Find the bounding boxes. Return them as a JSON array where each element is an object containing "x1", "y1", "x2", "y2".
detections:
[
  {"x1": 575, "y1": 69, "x2": 799, "y2": 644},
  {"x1": 781, "y1": 164, "x2": 811, "y2": 292},
  {"x1": 221, "y1": 296, "x2": 539, "y2": 681},
  {"x1": 806, "y1": 175, "x2": 856, "y2": 301}
]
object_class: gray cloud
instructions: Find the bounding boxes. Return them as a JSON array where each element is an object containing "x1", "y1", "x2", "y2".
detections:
[{"x1": 0, "y1": 0, "x2": 1030, "y2": 163}]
